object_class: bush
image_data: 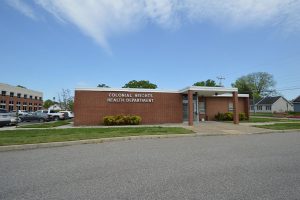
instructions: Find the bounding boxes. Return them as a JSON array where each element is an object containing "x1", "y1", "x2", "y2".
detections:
[
  {"x1": 224, "y1": 112, "x2": 233, "y2": 121},
  {"x1": 215, "y1": 112, "x2": 247, "y2": 121},
  {"x1": 103, "y1": 115, "x2": 142, "y2": 126},
  {"x1": 239, "y1": 112, "x2": 247, "y2": 121},
  {"x1": 215, "y1": 112, "x2": 225, "y2": 121}
]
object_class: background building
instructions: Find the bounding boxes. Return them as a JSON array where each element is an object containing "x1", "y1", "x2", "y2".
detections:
[
  {"x1": 293, "y1": 96, "x2": 300, "y2": 112},
  {"x1": 0, "y1": 83, "x2": 43, "y2": 112},
  {"x1": 250, "y1": 96, "x2": 293, "y2": 113}
]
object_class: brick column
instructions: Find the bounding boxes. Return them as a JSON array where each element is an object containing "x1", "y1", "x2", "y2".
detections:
[
  {"x1": 245, "y1": 96, "x2": 250, "y2": 120},
  {"x1": 188, "y1": 90, "x2": 194, "y2": 126},
  {"x1": 233, "y1": 91, "x2": 239, "y2": 124}
]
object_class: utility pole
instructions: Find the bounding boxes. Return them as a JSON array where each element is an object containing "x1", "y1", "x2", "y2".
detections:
[{"x1": 217, "y1": 76, "x2": 225, "y2": 87}]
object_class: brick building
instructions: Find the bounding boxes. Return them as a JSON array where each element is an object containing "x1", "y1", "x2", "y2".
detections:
[
  {"x1": 0, "y1": 83, "x2": 43, "y2": 112},
  {"x1": 74, "y1": 86, "x2": 249, "y2": 126}
]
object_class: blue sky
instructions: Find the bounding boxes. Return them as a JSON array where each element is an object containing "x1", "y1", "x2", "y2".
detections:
[{"x1": 1, "y1": 0, "x2": 300, "y2": 100}]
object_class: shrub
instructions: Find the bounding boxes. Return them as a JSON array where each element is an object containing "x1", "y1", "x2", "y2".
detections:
[
  {"x1": 103, "y1": 115, "x2": 142, "y2": 126},
  {"x1": 239, "y1": 112, "x2": 247, "y2": 121},
  {"x1": 215, "y1": 112, "x2": 247, "y2": 121},
  {"x1": 223, "y1": 112, "x2": 233, "y2": 121},
  {"x1": 215, "y1": 112, "x2": 225, "y2": 121}
]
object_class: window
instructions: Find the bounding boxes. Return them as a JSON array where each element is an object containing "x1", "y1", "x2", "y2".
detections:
[
  {"x1": 199, "y1": 102, "x2": 206, "y2": 114},
  {"x1": 30, "y1": 95, "x2": 33, "y2": 99},
  {"x1": 24, "y1": 94, "x2": 27, "y2": 99},
  {"x1": 39, "y1": 97, "x2": 42, "y2": 100},
  {"x1": 266, "y1": 105, "x2": 272, "y2": 111},
  {"x1": 23, "y1": 102, "x2": 27, "y2": 106},
  {"x1": 9, "y1": 106, "x2": 14, "y2": 112},
  {"x1": 9, "y1": 101, "x2": 14, "y2": 105},
  {"x1": 35, "y1": 96, "x2": 37, "y2": 100},
  {"x1": 10, "y1": 92, "x2": 14, "y2": 97},
  {"x1": 17, "y1": 93, "x2": 21, "y2": 98},
  {"x1": 17, "y1": 101, "x2": 21, "y2": 105},
  {"x1": 250, "y1": 106, "x2": 254, "y2": 110},
  {"x1": 0, "y1": 105, "x2": 6, "y2": 109},
  {"x1": 1, "y1": 91, "x2": 6, "y2": 96},
  {"x1": 257, "y1": 106, "x2": 262, "y2": 110},
  {"x1": 228, "y1": 103, "x2": 234, "y2": 112},
  {"x1": 0, "y1": 100, "x2": 6, "y2": 104}
]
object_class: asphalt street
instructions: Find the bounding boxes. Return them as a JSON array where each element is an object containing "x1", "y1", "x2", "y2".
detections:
[{"x1": 0, "y1": 132, "x2": 300, "y2": 200}]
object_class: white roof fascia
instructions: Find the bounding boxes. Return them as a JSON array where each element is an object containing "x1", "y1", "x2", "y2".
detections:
[
  {"x1": 76, "y1": 86, "x2": 239, "y2": 94},
  {"x1": 178, "y1": 86, "x2": 238, "y2": 93},
  {"x1": 75, "y1": 87, "x2": 179, "y2": 93},
  {"x1": 214, "y1": 93, "x2": 249, "y2": 98}
]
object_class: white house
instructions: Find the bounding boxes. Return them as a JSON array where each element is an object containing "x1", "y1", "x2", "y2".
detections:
[
  {"x1": 251, "y1": 96, "x2": 293, "y2": 113},
  {"x1": 48, "y1": 104, "x2": 61, "y2": 111}
]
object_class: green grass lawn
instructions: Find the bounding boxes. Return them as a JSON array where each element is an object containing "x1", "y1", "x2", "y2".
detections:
[
  {"x1": 0, "y1": 127, "x2": 193, "y2": 146},
  {"x1": 255, "y1": 123, "x2": 300, "y2": 130},
  {"x1": 242, "y1": 117, "x2": 292, "y2": 123},
  {"x1": 17, "y1": 120, "x2": 71, "y2": 128},
  {"x1": 250, "y1": 113, "x2": 275, "y2": 117}
]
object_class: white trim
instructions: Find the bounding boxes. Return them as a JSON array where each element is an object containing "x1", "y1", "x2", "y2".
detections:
[
  {"x1": 178, "y1": 86, "x2": 238, "y2": 93},
  {"x1": 75, "y1": 86, "x2": 239, "y2": 94},
  {"x1": 75, "y1": 87, "x2": 179, "y2": 93},
  {"x1": 214, "y1": 93, "x2": 249, "y2": 98}
]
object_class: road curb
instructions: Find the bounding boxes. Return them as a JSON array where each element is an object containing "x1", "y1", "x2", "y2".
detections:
[
  {"x1": 251, "y1": 129, "x2": 300, "y2": 135},
  {"x1": 0, "y1": 133, "x2": 197, "y2": 152},
  {"x1": 1, "y1": 130, "x2": 299, "y2": 152}
]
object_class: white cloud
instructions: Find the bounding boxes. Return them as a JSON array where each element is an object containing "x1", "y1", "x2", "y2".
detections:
[
  {"x1": 6, "y1": 0, "x2": 37, "y2": 20},
  {"x1": 7, "y1": 0, "x2": 300, "y2": 51}
]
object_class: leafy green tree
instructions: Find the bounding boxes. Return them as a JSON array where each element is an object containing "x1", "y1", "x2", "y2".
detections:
[
  {"x1": 16, "y1": 85, "x2": 27, "y2": 89},
  {"x1": 193, "y1": 79, "x2": 217, "y2": 87},
  {"x1": 232, "y1": 72, "x2": 276, "y2": 99},
  {"x1": 123, "y1": 80, "x2": 157, "y2": 89},
  {"x1": 97, "y1": 83, "x2": 110, "y2": 88},
  {"x1": 43, "y1": 99, "x2": 55, "y2": 109}
]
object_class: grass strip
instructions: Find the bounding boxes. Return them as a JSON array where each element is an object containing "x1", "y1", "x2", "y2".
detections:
[
  {"x1": 0, "y1": 127, "x2": 193, "y2": 146},
  {"x1": 242, "y1": 117, "x2": 293, "y2": 123},
  {"x1": 17, "y1": 120, "x2": 71, "y2": 128},
  {"x1": 255, "y1": 123, "x2": 300, "y2": 130}
]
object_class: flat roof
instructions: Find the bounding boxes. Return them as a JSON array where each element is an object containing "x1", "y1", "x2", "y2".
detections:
[
  {"x1": 75, "y1": 86, "x2": 248, "y2": 97},
  {"x1": 0, "y1": 83, "x2": 43, "y2": 97}
]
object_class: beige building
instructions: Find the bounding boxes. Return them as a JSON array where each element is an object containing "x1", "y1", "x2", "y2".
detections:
[{"x1": 0, "y1": 83, "x2": 43, "y2": 112}]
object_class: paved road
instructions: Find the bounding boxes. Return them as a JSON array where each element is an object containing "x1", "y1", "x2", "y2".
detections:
[{"x1": 0, "y1": 132, "x2": 300, "y2": 200}]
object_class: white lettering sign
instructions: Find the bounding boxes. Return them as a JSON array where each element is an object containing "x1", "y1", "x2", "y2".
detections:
[{"x1": 107, "y1": 93, "x2": 154, "y2": 103}]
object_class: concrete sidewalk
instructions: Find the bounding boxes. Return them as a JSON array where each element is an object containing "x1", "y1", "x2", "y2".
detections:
[
  {"x1": 187, "y1": 121, "x2": 269, "y2": 135},
  {"x1": 0, "y1": 121, "x2": 279, "y2": 135}
]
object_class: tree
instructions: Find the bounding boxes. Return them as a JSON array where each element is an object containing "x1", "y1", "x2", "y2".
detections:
[
  {"x1": 43, "y1": 99, "x2": 55, "y2": 109},
  {"x1": 232, "y1": 72, "x2": 276, "y2": 99},
  {"x1": 97, "y1": 83, "x2": 110, "y2": 88},
  {"x1": 57, "y1": 89, "x2": 74, "y2": 111},
  {"x1": 193, "y1": 79, "x2": 218, "y2": 87},
  {"x1": 16, "y1": 85, "x2": 27, "y2": 89},
  {"x1": 123, "y1": 80, "x2": 157, "y2": 89}
]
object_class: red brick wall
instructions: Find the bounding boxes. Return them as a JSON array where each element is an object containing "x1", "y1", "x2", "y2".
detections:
[
  {"x1": 204, "y1": 97, "x2": 248, "y2": 120},
  {"x1": 0, "y1": 95, "x2": 43, "y2": 112},
  {"x1": 74, "y1": 91, "x2": 183, "y2": 126}
]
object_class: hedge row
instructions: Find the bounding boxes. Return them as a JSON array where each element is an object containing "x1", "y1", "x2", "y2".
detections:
[
  {"x1": 215, "y1": 112, "x2": 247, "y2": 121},
  {"x1": 103, "y1": 115, "x2": 142, "y2": 126}
]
